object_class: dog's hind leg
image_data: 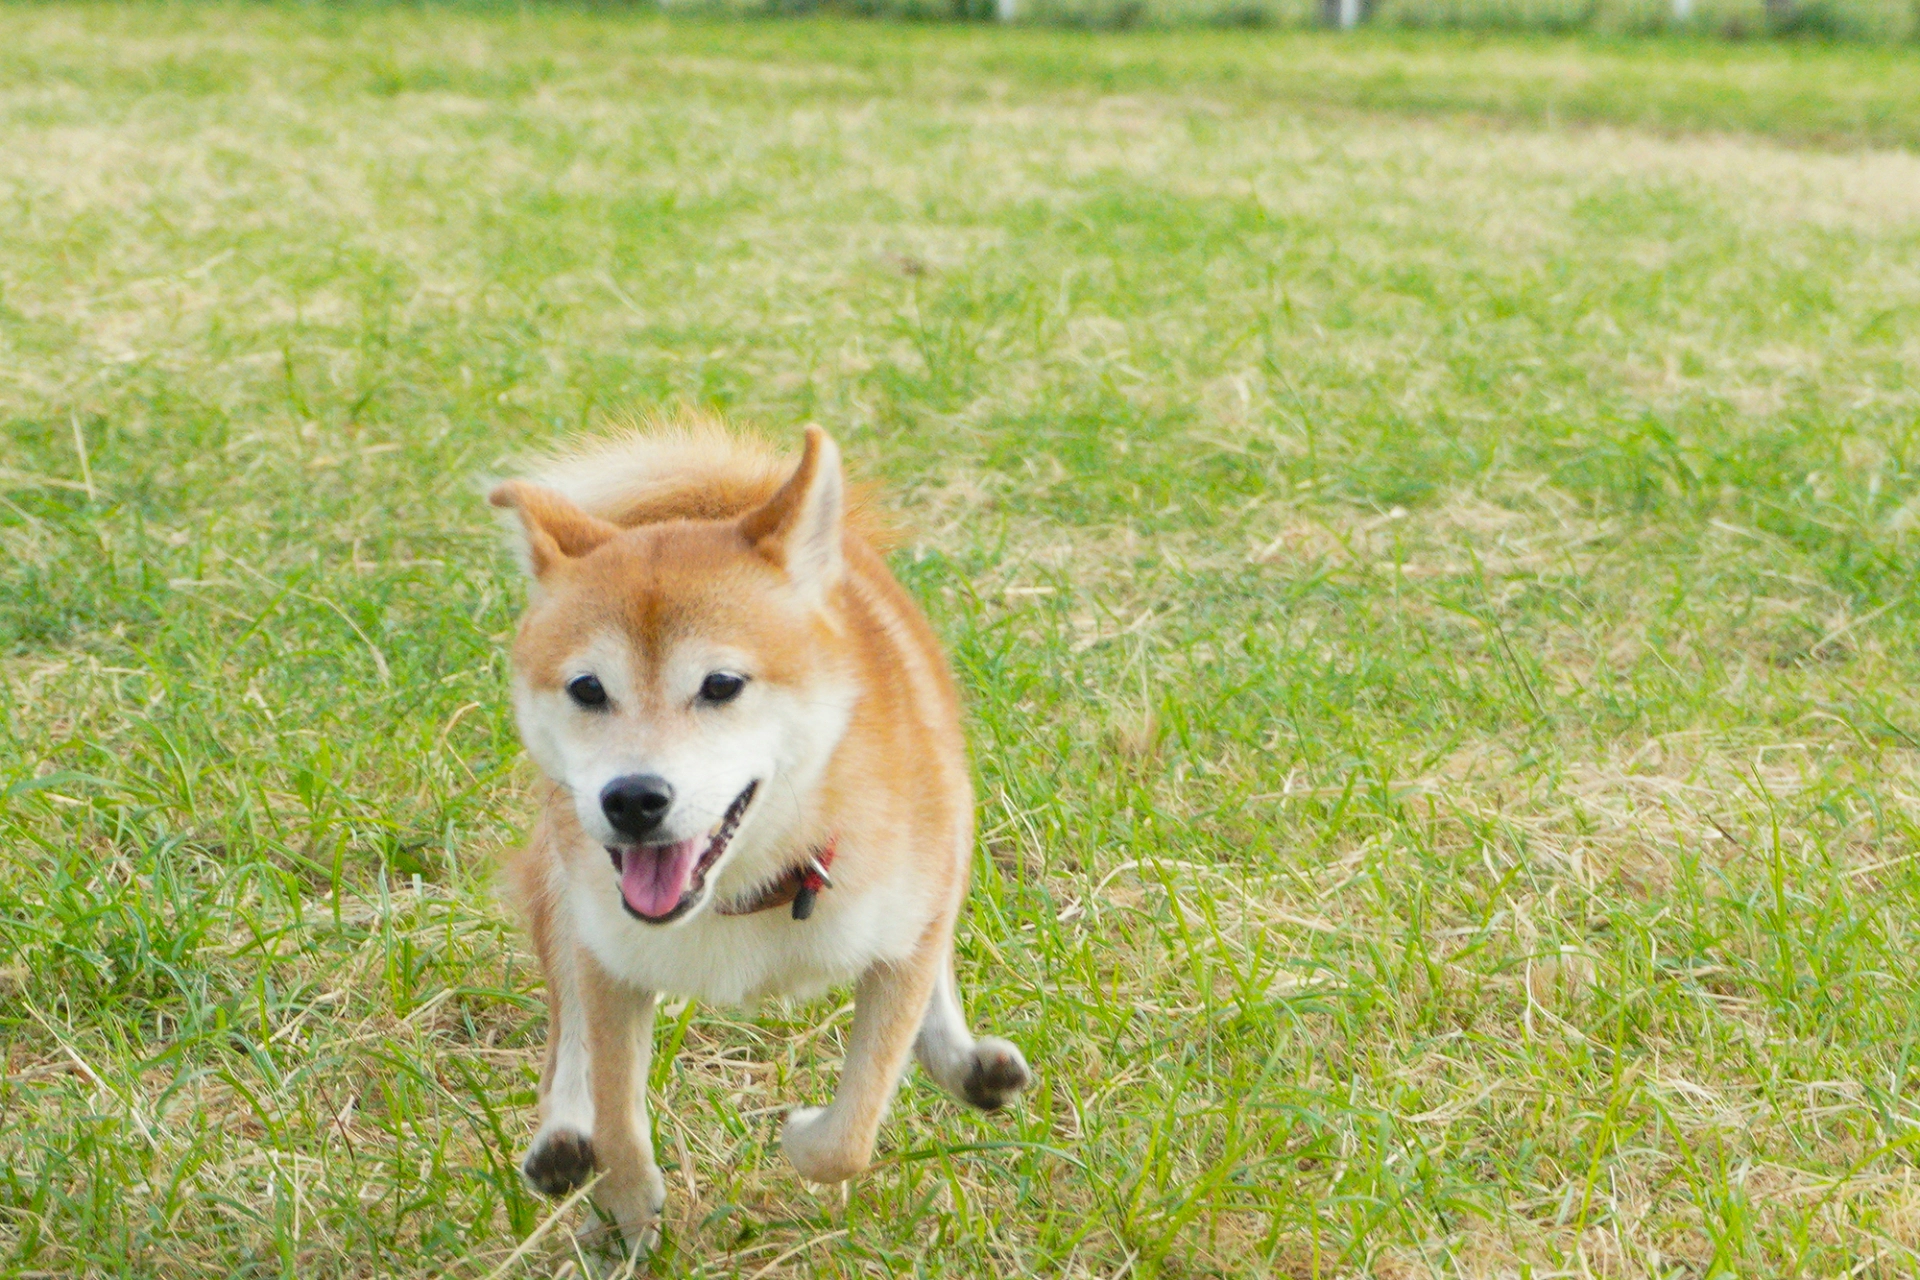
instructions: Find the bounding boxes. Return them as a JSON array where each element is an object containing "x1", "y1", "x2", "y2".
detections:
[
  {"x1": 914, "y1": 955, "x2": 1032, "y2": 1112},
  {"x1": 782, "y1": 937, "x2": 948, "y2": 1184}
]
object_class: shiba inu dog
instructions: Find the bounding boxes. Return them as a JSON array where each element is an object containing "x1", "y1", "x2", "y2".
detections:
[{"x1": 489, "y1": 420, "x2": 1032, "y2": 1248}]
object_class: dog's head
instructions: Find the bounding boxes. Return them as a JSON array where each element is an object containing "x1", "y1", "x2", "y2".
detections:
[{"x1": 491, "y1": 428, "x2": 856, "y2": 926}]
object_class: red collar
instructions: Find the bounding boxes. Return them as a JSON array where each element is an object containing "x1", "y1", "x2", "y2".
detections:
[{"x1": 715, "y1": 839, "x2": 835, "y2": 920}]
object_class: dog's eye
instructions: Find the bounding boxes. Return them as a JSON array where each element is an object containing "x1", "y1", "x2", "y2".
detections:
[
  {"x1": 698, "y1": 672, "x2": 746, "y2": 705},
  {"x1": 567, "y1": 674, "x2": 609, "y2": 709}
]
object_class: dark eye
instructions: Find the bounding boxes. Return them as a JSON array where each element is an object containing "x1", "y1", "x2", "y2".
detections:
[
  {"x1": 698, "y1": 672, "x2": 746, "y2": 704},
  {"x1": 567, "y1": 674, "x2": 608, "y2": 709}
]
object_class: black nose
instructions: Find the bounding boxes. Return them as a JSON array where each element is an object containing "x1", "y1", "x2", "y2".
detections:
[{"x1": 601, "y1": 774, "x2": 673, "y2": 839}]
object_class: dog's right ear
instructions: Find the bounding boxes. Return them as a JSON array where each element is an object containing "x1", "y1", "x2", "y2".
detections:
[{"x1": 488, "y1": 482, "x2": 620, "y2": 579}]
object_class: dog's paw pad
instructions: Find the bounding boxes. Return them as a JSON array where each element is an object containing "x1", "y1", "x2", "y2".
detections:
[
  {"x1": 522, "y1": 1129, "x2": 597, "y2": 1196},
  {"x1": 963, "y1": 1038, "x2": 1032, "y2": 1111}
]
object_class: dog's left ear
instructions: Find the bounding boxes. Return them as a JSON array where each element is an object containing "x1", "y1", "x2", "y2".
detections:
[{"x1": 739, "y1": 426, "x2": 843, "y2": 599}]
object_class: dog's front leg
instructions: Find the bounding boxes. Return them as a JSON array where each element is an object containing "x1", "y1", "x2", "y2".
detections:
[
  {"x1": 782, "y1": 942, "x2": 943, "y2": 1184},
  {"x1": 578, "y1": 952, "x2": 666, "y2": 1250},
  {"x1": 521, "y1": 941, "x2": 666, "y2": 1249},
  {"x1": 914, "y1": 957, "x2": 1032, "y2": 1112},
  {"x1": 522, "y1": 923, "x2": 597, "y2": 1197}
]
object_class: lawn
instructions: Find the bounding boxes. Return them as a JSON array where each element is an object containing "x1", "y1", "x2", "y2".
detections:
[{"x1": 5, "y1": 7, "x2": 1920, "y2": 1277}]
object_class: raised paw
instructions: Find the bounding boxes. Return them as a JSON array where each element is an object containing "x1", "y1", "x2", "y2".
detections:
[
  {"x1": 962, "y1": 1037, "x2": 1032, "y2": 1111},
  {"x1": 522, "y1": 1128, "x2": 597, "y2": 1197}
]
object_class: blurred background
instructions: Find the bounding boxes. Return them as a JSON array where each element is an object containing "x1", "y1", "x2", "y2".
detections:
[{"x1": 683, "y1": 0, "x2": 1913, "y2": 42}]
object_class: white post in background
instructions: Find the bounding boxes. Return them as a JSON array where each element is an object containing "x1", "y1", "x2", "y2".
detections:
[
  {"x1": 1672, "y1": 0, "x2": 1693, "y2": 19},
  {"x1": 996, "y1": 0, "x2": 1017, "y2": 19},
  {"x1": 1337, "y1": 0, "x2": 1361, "y2": 27}
]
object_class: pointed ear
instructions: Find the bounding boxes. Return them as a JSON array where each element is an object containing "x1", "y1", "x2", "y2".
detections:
[
  {"x1": 738, "y1": 427, "x2": 843, "y2": 595},
  {"x1": 488, "y1": 481, "x2": 620, "y2": 579}
]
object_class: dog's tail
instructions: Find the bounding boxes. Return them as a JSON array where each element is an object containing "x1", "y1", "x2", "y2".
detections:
[{"x1": 519, "y1": 411, "x2": 895, "y2": 548}]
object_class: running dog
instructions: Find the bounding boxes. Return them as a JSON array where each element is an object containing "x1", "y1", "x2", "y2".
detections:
[{"x1": 489, "y1": 420, "x2": 1032, "y2": 1247}]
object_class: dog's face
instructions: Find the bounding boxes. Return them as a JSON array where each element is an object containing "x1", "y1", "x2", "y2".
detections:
[{"x1": 493, "y1": 430, "x2": 855, "y2": 926}]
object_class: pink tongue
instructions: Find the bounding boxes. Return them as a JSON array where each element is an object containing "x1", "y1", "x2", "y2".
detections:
[{"x1": 620, "y1": 839, "x2": 701, "y2": 918}]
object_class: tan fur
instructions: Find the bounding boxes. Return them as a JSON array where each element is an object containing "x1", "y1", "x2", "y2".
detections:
[
  {"x1": 504, "y1": 411, "x2": 897, "y2": 549},
  {"x1": 491, "y1": 416, "x2": 1029, "y2": 1250}
]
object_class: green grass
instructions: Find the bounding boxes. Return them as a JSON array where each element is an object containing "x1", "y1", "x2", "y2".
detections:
[{"x1": 6, "y1": 6, "x2": 1920, "y2": 1277}]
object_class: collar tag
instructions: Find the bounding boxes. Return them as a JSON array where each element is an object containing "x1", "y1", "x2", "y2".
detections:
[{"x1": 717, "y1": 837, "x2": 838, "y2": 920}]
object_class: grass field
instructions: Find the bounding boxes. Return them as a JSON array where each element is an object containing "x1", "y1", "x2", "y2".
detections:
[{"x1": 6, "y1": 7, "x2": 1920, "y2": 1277}]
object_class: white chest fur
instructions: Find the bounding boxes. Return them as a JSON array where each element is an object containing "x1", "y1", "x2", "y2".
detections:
[{"x1": 562, "y1": 851, "x2": 936, "y2": 1005}]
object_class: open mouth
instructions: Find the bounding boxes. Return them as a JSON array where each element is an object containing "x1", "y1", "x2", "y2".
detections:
[{"x1": 606, "y1": 782, "x2": 758, "y2": 925}]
